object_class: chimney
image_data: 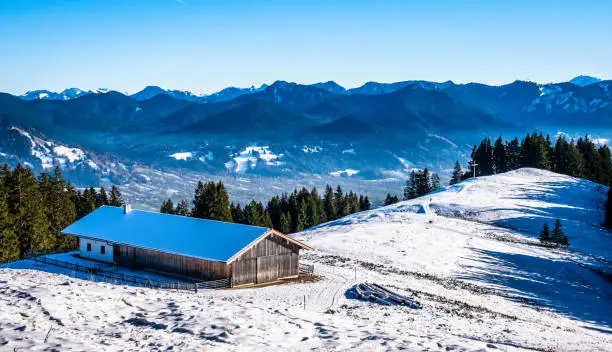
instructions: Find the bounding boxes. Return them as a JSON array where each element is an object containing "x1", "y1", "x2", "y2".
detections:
[{"x1": 123, "y1": 204, "x2": 132, "y2": 214}]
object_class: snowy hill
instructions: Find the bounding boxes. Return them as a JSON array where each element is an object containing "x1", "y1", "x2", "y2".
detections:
[{"x1": 1, "y1": 169, "x2": 611, "y2": 351}]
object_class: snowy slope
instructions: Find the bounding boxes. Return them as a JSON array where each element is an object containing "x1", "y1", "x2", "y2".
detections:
[{"x1": 1, "y1": 168, "x2": 611, "y2": 351}]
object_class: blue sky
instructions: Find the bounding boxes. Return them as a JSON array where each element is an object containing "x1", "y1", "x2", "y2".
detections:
[{"x1": 0, "y1": 0, "x2": 610, "y2": 95}]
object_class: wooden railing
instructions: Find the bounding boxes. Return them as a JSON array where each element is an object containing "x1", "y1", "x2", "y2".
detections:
[
  {"x1": 26, "y1": 252, "x2": 230, "y2": 292},
  {"x1": 299, "y1": 263, "x2": 314, "y2": 275}
]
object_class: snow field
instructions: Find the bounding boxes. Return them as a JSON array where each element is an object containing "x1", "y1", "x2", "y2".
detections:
[{"x1": 1, "y1": 168, "x2": 611, "y2": 351}]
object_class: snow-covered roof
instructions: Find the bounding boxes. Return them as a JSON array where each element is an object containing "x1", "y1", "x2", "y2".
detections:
[{"x1": 62, "y1": 206, "x2": 309, "y2": 262}]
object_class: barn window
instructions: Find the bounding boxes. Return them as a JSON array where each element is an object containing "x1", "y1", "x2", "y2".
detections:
[
  {"x1": 101, "y1": 245, "x2": 106, "y2": 254},
  {"x1": 87, "y1": 243, "x2": 91, "y2": 251}
]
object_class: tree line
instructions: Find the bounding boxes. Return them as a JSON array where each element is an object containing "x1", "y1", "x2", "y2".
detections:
[
  {"x1": 160, "y1": 182, "x2": 370, "y2": 233},
  {"x1": 383, "y1": 168, "x2": 441, "y2": 206},
  {"x1": 0, "y1": 164, "x2": 123, "y2": 263},
  {"x1": 450, "y1": 133, "x2": 612, "y2": 186}
]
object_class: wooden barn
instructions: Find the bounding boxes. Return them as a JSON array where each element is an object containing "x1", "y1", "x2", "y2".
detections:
[{"x1": 61, "y1": 205, "x2": 313, "y2": 287}]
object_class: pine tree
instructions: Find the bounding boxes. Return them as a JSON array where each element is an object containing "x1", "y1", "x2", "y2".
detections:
[
  {"x1": 493, "y1": 136, "x2": 507, "y2": 174},
  {"x1": 41, "y1": 167, "x2": 76, "y2": 251},
  {"x1": 334, "y1": 185, "x2": 348, "y2": 218},
  {"x1": 266, "y1": 195, "x2": 283, "y2": 229},
  {"x1": 174, "y1": 199, "x2": 190, "y2": 216},
  {"x1": 323, "y1": 185, "x2": 336, "y2": 221},
  {"x1": 160, "y1": 198, "x2": 175, "y2": 214},
  {"x1": 359, "y1": 195, "x2": 371, "y2": 211},
  {"x1": 551, "y1": 218, "x2": 567, "y2": 246},
  {"x1": 97, "y1": 186, "x2": 109, "y2": 207},
  {"x1": 279, "y1": 212, "x2": 291, "y2": 234},
  {"x1": 539, "y1": 222, "x2": 551, "y2": 243},
  {"x1": 214, "y1": 182, "x2": 233, "y2": 222},
  {"x1": 430, "y1": 173, "x2": 441, "y2": 191},
  {"x1": 404, "y1": 171, "x2": 418, "y2": 200},
  {"x1": 450, "y1": 161, "x2": 462, "y2": 185},
  {"x1": 109, "y1": 185, "x2": 123, "y2": 206},
  {"x1": 244, "y1": 200, "x2": 266, "y2": 226},
  {"x1": 384, "y1": 193, "x2": 399, "y2": 206},
  {"x1": 506, "y1": 138, "x2": 522, "y2": 170},
  {"x1": 230, "y1": 203, "x2": 244, "y2": 224},
  {"x1": 81, "y1": 187, "x2": 96, "y2": 215},
  {"x1": 0, "y1": 186, "x2": 20, "y2": 262},
  {"x1": 295, "y1": 200, "x2": 307, "y2": 232},
  {"x1": 473, "y1": 138, "x2": 494, "y2": 176},
  {"x1": 6, "y1": 164, "x2": 52, "y2": 257}
]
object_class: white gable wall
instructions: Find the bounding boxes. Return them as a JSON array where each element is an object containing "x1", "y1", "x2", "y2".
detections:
[{"x1": 79, "y1": 237, "x2": 114, "y2": 263}]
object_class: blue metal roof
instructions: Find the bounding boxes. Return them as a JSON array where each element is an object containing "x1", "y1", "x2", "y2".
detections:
[{"x1": 62, "y1": 206, "x2": 271, "y2": 262}]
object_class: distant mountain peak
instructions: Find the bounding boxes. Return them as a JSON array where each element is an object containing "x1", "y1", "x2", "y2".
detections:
[
  {"x1": 311, "y1": 81, "x2": 346, "y2": 94},
  {"x1": 570, "y1": 75, "x2": 601, "y2": 87}
]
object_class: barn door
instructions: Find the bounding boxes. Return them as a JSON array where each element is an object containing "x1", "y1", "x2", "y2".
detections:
[
  {"x1": 232, "y1": 258, "x2": 256, "y2": 286},
  {"x1": 277, "y1": 253, "x2": 293, "y2": 278},
  {"x1": 256, "y1": 255, "x2": 279, "y2": 283}
]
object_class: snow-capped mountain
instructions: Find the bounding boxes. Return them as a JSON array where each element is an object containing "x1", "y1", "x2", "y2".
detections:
[
  {"x1": 20, "y1": 88, "x2": 107, "y2": 100},
  {"x1": 569, "y1": 75, "x2": 602, "y2": 87},
  {"x1": 1, "y1": 168, "x2": 610, "y2": 351}
]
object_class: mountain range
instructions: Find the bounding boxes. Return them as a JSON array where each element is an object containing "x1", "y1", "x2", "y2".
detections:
[{"x1": 1, "y1": 76, "x2": 611, "y2": 205}]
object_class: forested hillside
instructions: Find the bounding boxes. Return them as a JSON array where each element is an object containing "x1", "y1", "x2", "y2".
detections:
[{"x1": 0, "y1": 164, "x2": 122, "y2": 263}]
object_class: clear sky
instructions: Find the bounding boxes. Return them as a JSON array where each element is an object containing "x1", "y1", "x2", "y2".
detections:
[{"x1": 1, "y1": 0, "x2": 610, "y2": 95}]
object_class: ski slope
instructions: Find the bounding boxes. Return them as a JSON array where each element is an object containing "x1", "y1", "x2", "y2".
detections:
[{"x1": 1, "y1": 168, "x2": 611, "y2": 351}]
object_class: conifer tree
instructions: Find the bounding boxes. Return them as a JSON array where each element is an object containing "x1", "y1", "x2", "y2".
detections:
[
  {"x1": 430, "y1": 173, "x2": 441, "y2": 191},
  {"x1": 506, "y1": 137, "x2": 522, "y2": 170},
  {"x1": 323, "y1": 185, "x2": 336, "y2": 221},
  {"x1": 0, "y1": 187, "x2": 20, "y2": 262},
  {"x1": 244, "y1": 200, "x2": 266, "y2": 226},
  {"x1": 40, "y1": 167, "x2": 76, "y2": 251},
  {"x1": 6, "y1": 164, "x2": 52, "y2": 257},
  {"x1": 279, "y1": 211, "x2": 291, "y2": 234},
  {"x1": 539, "y1": 222, "x2": 551, "y2": 243},
  {"x1": 551, "y1": 218, "x2": 568, "y2": 246},
  {"x1": 493, "y1": 136, "x2": 507, "y2": 174},
  {"x1": 473, "y1": 138, "x2": 494, "y2": 175},
  {"x1": 384, "y1": 193, "x2": 400, "y2": 206},
  {"x1": 97, "y1": 186, "x2": 109, "y2": 207},
  {"x1": 214, "y1": 182, "x2": 233, "y2": 222},
  {"x1": 109, "y1": 185, "x2": 123, "y2": 206},
  {"x1": 174, "y1": 199, "x2": 190, "y2": 216},
  {"x1": 160, "y1": 198, "x2": 175, "y2": 214},
  {"x1": 334, "y1": 185, "x2": 348, "y2": 218},
  {"x1": 266, "y1": 195, "x2": 283, "y2": 229},
  {"x1": 450, "y1": 161, "x2": 462, "y2": 185},
  {"x1": 404, "y1": 171, "x2": 418, "y2": 200},
  {"x1": 295, "y1": 200, "x2": 307, "y2": 232},
  {"x1": 230, "y1": 202, "x2": 243, "y2": 224}
]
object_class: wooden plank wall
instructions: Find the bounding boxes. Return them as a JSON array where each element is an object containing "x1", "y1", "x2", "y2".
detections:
[
  {"x1": 232, "y1": 234, "x2": 300, "y2": 286},
  {"x1": 232, "y1": 258, "x2": 257, "y2": 286},
  {"x1": 115, "y1": 245, "x2": 230, "y2": 281}
]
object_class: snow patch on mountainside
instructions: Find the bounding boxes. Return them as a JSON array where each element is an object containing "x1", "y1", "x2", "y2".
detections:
[
  {"x1": 224, "y1": 146, "x2": 283, "y2": 174},
  {"x1": 169, "y1": 152, "x2": 193, "y2": 161}
]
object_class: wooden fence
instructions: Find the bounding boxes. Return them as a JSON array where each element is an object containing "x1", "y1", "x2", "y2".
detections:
[
  {"x1": 299, "y1": 263, "x2": 314, "y2": 275},
  {"x1": 26, "y1": 252, "x2": 231, "y2": 292}
]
